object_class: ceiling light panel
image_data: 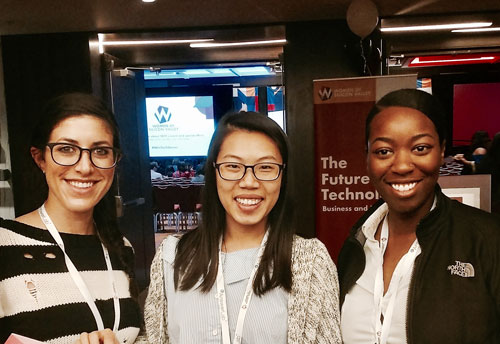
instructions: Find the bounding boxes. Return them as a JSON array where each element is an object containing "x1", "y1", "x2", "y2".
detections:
[{"x1": 381, "y1": 22, "x2": 492, "y2": 32}]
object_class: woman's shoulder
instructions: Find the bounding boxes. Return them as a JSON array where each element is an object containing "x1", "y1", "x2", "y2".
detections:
[
  {"x1": 291, "y1": 235, "x2": 334, "y2": 268},
  {"x1": 0, "y1": 217, "x2": 53, "y2": 246},
  {"x1": 449, "y1": 199, "x2": 500, "y2": 229},
  {"x1": 158, "y1": 234, "x2": 182, "y2": 264},
  {"x1": 292, "y1": 235, "x2": 329, "y2": 254}
]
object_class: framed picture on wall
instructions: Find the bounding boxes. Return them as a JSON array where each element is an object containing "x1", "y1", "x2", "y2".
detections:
[{"x1": 438, "y1": 174, "x2": 491, "y2": 212}]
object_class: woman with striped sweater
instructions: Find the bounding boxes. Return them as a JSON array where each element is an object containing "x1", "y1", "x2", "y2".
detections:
[{"x1": 0, "y1": 93, "x2": 141, "y2": 343}]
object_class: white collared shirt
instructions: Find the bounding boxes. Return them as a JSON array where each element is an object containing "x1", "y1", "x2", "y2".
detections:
[{"x1": 341, "y1": 202, "x2": 427, "y2": 344}]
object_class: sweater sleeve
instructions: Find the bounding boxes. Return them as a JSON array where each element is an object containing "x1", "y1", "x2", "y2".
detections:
[
  {"x1": 311, "y1": 240, "x2": 342, "y2": 344},
  {"x1": 135, "y1": 241, "x2": 170, "y2": 344},
  {"x1": 289, "y1": 237, "x2": 342, "y2": 344}
]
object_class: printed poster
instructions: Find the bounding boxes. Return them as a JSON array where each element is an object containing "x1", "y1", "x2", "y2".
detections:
[{"x1": 314, "y1": 75, "x2": 417, "y2": 260}]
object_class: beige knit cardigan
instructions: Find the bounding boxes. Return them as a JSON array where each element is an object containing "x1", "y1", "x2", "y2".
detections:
[{"x1": 135, "y1": 235, "x2": 342, "y2": 343}]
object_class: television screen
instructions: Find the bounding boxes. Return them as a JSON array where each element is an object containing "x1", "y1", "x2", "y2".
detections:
[{"x1": 145, "y1": 96, "x2": 215, "y2": 157}]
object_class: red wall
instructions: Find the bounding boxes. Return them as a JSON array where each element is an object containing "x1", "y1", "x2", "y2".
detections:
[{"x1": 453, "y1": 82, "x2": 500, "y2": 146}]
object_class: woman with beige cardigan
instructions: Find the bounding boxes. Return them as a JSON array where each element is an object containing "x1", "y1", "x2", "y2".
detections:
[{"x1": 140, "y1": 112, "x2": 341, "y2": 343}]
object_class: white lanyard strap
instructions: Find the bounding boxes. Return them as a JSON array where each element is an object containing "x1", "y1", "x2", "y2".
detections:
[
  {"x1": 103, "y1": 242, "x2": 121, "y2": 332},
  {"x1": 216, "y1": 231, "x2": 269, "y2": 344},
  {"x1": 374, "y1": 215, "x2": 419, "y2": 344},
  {"x1": 38, "y1": 205, "x2": 120, "y2": 332}
]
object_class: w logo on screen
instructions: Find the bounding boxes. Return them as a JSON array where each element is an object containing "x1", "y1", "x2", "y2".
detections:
[
  {"x1": 318, "y1": 87, "x2": 333, "y2": 101},
  {"x1": 155, "y1": 106, "x2": 172, "y2": 124}
]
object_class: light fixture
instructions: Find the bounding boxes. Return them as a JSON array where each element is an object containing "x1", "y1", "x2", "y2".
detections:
[
  {"x1": 183, "y1": 69, "x2": 211, "y2": 75},
  {"x1": 452, "y1": 27, "x2": 500, "y2": 33},
  {"x1": 101, "y1": 38, "x2": 213, "y2": 46},
  {"x1": 92, "y1": 37, "x2": 214, "y2": 54},
  {"x1": 98, "y1": 33, "x2": 104, "y2": 54},
  {"x1": 142, "y1": 0, "x2": 156, "y2": 2},
  {"x1": 190, "y1": 39, "x2": 286, "y2": 48},
  {"x1": 381, "y1": 22, "x2": 492, "y2": 32},
  {"x1": 143, "y1": 66, "x2": 275, "y2": 80},
  {"x1": 407, "y1": 53, "x2": 500, "y2": 67}
]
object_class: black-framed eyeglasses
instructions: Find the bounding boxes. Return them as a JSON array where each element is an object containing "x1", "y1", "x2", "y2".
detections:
[
  {"x1": 214, "y1": 162, "x2": 285, "y2": 181},
  {"x1": 46, "y1": 143, "x2": 121, "y2": 169}
]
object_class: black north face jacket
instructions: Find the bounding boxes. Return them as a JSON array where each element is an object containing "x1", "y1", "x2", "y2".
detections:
[{"x1": 338, "y1": 186, "x2": 500, "y2": 344}]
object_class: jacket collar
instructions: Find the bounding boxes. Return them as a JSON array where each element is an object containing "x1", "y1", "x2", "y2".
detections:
[
  {"x1": 350, "y1": 185, "x2": 450, "y2": 247},
  {"x1": 415, "y1": 185, "x2": 450, "y2": 246}
]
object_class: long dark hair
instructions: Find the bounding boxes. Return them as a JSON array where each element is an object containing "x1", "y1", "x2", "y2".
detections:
[
  {"x1": 30, "y1": 92, "x2": 137, "y2": 297},
  {"x1": 365, "y1": 88, "x2": 447, "y2": 147},
  {"x1": 174, "y1": 111, "x2": 295, "y2": 296}
]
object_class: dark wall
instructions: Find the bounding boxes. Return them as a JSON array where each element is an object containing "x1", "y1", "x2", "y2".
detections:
[
  {"x1": 284, "y1": 20, "x2": 363, "y2": 238},
  {"x1": 2, "y1": 32, "x2": 93, "y2": 215}
]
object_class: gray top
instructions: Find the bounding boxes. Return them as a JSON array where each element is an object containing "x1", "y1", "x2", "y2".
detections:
[{"x1": 162, "y1": 236, "x2": 288, "y2": 344}]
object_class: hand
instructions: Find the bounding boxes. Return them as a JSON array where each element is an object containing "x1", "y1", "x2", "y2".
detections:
[
  {"x1": 453, "y1": 154, "x2": 471, "y2": 165},
  {"x1": 75, "y1": 329, "x2": 119, "y2": 344}
]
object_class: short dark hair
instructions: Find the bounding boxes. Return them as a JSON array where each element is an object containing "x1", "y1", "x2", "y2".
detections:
[
  {"x1": 365, "y1": 89, "x2": 447, "y2": 146},
  {"x1": 174, "y1": 111, "x2": 295, "y2": 296}
]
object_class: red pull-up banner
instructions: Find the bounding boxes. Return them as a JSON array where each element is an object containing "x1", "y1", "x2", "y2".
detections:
[{"x1": 313, "y1": 75, "x2": 417, "y2": 261}]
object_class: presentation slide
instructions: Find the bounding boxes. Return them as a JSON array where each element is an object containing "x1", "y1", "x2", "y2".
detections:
[{"x1": 145, "y1": 96, "x2": 215, "y2": 157}]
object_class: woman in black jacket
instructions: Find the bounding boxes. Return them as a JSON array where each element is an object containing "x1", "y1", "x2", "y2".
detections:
[{"x1": 338, "y1": 89, "x2": 500, "y2": 344}]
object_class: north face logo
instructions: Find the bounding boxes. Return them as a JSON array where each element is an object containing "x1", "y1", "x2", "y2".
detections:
[
  {"x1": 155, "y1": 106, "x2": 171, "y2": 124},
  {"x1": 318, "y1": 87, "x2": 332, "y2": 101},
  {"x1": 447, "y1": 261, "x2": 475, "y2": 277}
]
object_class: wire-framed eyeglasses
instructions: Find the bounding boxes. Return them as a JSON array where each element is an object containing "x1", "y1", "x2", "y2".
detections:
[
  {"x1": 46, "y1": 143, "x2": 121, "y2": 169},
  {"x1": 214, "y1": 162, "x2": 285, "y2": 181}
]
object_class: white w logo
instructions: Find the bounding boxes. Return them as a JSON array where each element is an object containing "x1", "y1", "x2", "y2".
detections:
[{"x1": 318, "y1": 87, "x2": 332, "y2": 101}]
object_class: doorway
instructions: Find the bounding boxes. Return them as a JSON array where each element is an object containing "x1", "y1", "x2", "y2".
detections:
[{"x1": 92, "y1": 25, "x2": 286, "y2": 287}]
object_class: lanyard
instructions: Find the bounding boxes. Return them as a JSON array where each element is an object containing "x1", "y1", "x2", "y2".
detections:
[
  {"x1": 38, "y1": 205, "x2": 120, "y2": 332},
  {"x1": 216, "y1": 231, "x2": 269, "y2": 344},
  {"x1": 373, "y1": 214, "x2": 420, "y2": 344}
]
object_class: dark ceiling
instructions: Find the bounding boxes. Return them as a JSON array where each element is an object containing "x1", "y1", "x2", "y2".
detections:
[{"x1": 1, "y1": 0, "x2": 500, "y2": 35}]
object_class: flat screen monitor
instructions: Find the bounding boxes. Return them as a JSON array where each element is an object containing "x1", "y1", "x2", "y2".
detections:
[{"x1": 145, "y1": 96, "x2": 215, "y2": 157}]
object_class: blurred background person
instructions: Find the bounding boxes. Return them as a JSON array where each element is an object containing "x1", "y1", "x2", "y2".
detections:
[{"x1": 150, "y1": 161, "x2": 163, "y2": 180}]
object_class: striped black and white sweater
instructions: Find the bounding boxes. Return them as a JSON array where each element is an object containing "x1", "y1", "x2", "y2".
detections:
[{"x1": 0, "y1": 218, "x2": 142, "y2": 344}]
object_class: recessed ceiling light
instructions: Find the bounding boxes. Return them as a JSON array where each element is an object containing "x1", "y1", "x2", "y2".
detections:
[
  {"x1": 92, "y1": 36, "x2": 214, "y2": 54},
  {"x1": 381, "y1": 22, "x2": 492, "y2": 32},
  {"x1": 142, "y1": 0, "x2": 156, "y2": 3}
]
